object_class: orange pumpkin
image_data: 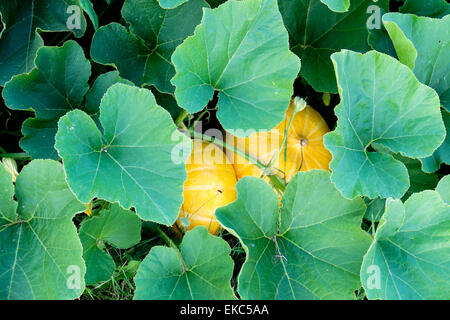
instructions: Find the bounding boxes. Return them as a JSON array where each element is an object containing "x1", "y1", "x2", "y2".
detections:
[
  {"x1": 176, "y1": 139, "x2": 237, "y2": 235},
  {"x1": 228, "y1": 97, "x2": 332, "y2": 183}
]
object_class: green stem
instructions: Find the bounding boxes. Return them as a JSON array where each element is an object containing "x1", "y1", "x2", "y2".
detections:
[
  {"x1": 191, "y1": 107, "x2": 215, "y2": 128},
  {"x1": 182, "y1": 129, "x2": 288, "y2": 193},
  {"x1": 264, "y1": 97, "x2": 306, "y2": 180},
  {"x1": 155, "y1": 227, "x2": 178, "y2": 251},
  {"x1": 262, "y1": 104, "x2": 295, "y2": 180},
  {"x1": 0, "y1": 152, "x2": 31, "y2": 160},
  {"x1": 269, "y1": 175, "x2": 286, "y2": 193},
  {"x1": 183, "y1": 129, "x2": 276, "y2": 173},
  {"x1": 175, "y1": 110, "x2": 189, "y2": 127},
  {"x1": 194, "y1": 109, "x2": 209, "y2": 123}
]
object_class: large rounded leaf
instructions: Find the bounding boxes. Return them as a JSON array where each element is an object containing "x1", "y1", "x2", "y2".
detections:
[
  {"x1": 324, "y1": 50, "x2": 445, "y2": 199},
  {"x1": 90, "y1": 0, "x2": 208, "y2": 93},
  {"x1": 0, "y1": 0, "x2": 87, "y2": 86},
  {"x1": 0, "y1": 160, "x2": 86, "y2": 300},
  {"x1": 279, "y1": 0, "x2": 388, "y2": 93},
  {"x1": 134, "y1": 227, "x2": 236, "y2": 300},
  {"x1": 171, "y1": 0, "x2": 300, "y2": 133},
  {"x1": 55, "y1": 83, "x2": 191, "y2": 225},
  {"x1": 79, "y1": 203, "x2": 141, "y2": 285},
  {"x1": 216, "y1": 171, "x2": 371, "y2": 300},
  {"x1": 383, "y1": 13, "x2": 450, "y2": 111},
  {"x1": 2, "y1": 41, "x2": 91, "y2": 159},
  {"x1": 361, "y1": 190, "x2": 450, "y2": 300}
]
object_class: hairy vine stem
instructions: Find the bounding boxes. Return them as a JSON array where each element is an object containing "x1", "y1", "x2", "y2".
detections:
[{"x1": 180, "y1": 128, "x2": 287, "y2": 192}]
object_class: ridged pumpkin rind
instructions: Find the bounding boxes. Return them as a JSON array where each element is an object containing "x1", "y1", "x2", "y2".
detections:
[
  {"x1": 177, "y1": 139, "x2": 237, "y2": 235},
  {"x1": 228, "y1": 99, "x2": 332, "y2": 182}
]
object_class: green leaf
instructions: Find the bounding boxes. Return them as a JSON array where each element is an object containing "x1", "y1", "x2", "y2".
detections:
[
  {"x1": 324, "y1": 50, "x2": 445, "y2": 199},
  {"x1": 157, "y1": 0, "x2": 187, "y2": 9},
  {"x1": 436, "y1": 175, "x2": 450, "y2": 204},
  {"x1": 216, "y1": 171, "x2": 371, "y2": 300},
  {"x1": 91, "y1": 24, "x2": 147, "y2": 86},
  {"x1": 320, "y1": 0, "x2": 349, "y2": 13},
  {"x1": 368, "y1": 27, "x2": 397, "y2": 58},
  {"x1": 395, "y1": 156, "x2": 439, "y2": 201},
  {"x1": 171, "y1": 0, "x2": 300, "y2": 133},
  {"x1": 80, "y1": 0, "x2": 99, "y2": 29},
  {"x1": 79, "y1": 203, "x2": 142, "y2": 285},
  {"x1": 372, "y1": 143, "x2": 442, "y2": 195},
  {"x1": 383, "y1": 13, "x2": 450, "y2": 111},
  {"x1": 0, "y1": 0, "x2": 87, "y2": 86},
  {"x1": 279, "y1": 0, "x2": 389, "y2": 93},
  {"x1": 55, "y1": 83, "x2": 191, "y2": 225},
  {"x1": 420, "y1": 110, "x2": 450, "y2": 173},
  {"x1": 367, "y1": 8, "x2": 396, "y2": 58},
  {"x1": 361, "y1": 190, "x2": 450, "y2": 300},
  {"x1": 134, "y1": 226, "x2": 236, "y2": 300},
  {"x1": 364, "y1": 155, "x2": 438, "y2": 223},
  {"x1": 0, "y1": 160, "x2": 86, "y2": 300},
  {"x1": 91, "y1": 0, "x2": 208, "y2": 93},
  {"x1": 85, "y1": 71, "x2": 134, "y2": 116},
  {"x1": 151, "y1": 88, "x2": 184, "y2": 120},
  {"x1": 2, "y1": 41, "x2": 91, "y2": 159},
  {"x1": 364, "y1": 198, "x2": 385, "y2": 222},
  {"x1": 400, "y1": 0, "x2": 450, "y2": 18}
]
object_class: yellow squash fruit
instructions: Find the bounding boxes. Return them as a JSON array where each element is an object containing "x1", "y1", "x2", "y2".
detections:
[
  {"x1": 228, "y1": 97, "x2": 332, "y2": 183},
  {"x1": 176, "y1": 139, "x2": 237, "y2": 235}
]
